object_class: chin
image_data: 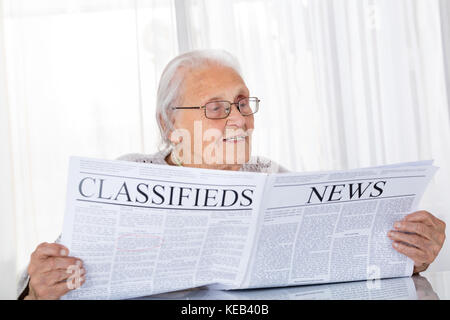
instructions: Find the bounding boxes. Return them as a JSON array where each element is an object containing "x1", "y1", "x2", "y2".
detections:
[
  {"x1": 202, "y1": 137, "x2": 251, "y2": 166},
  {"x1": 222, "y1": 142, "x2": 250, "y2": 165}
]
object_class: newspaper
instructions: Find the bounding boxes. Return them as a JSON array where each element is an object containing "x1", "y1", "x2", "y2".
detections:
[
  {"x1": 60, "y1": 157, "x2": 437, "y2": 299},
  {"x1": 138, "y1": 276, "x2": 418, "y2": 300}
]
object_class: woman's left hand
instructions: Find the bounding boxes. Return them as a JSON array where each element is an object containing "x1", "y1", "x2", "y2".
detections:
[{"x1": 387, "y1": 210, "x2": 446, "y2": 273}]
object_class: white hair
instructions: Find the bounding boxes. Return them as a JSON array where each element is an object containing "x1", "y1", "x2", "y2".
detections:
[{"x1": 155, "y1": 49, "x2": 243, "y2": 150}]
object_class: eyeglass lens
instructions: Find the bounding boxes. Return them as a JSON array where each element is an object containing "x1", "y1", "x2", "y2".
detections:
[{"x1": 204, "y1": 98, "x2": 258, "y2": 119}]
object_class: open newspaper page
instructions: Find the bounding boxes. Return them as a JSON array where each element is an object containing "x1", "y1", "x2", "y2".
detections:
[
  {"x1": 139, "y1": 276, "x2": 417, "y2": 300},
  {"x1": 241, "y1": 163, "x2": 437, "y2": 289},
  {"x1": 61, "y1": 157, "x2": 268, "y2": 300}
]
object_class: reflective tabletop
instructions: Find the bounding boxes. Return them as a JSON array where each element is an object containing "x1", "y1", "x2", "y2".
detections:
[{"x1": 135, "y1": 270, "x2": 450, "y2": 300}]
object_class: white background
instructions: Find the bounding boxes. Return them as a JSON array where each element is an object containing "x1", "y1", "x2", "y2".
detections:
[{"x1": 1, "y1": 0, "x2": 449, "y2": 298}]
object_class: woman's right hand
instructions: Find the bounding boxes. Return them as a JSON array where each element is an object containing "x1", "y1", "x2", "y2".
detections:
[{"x1": 25, "y1": 242, "x2": 86, "y2": 300}]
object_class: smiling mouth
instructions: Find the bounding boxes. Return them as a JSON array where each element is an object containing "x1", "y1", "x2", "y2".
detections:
[{"x1": 223, "y1": 135, "x2": 247, "y2": 143}]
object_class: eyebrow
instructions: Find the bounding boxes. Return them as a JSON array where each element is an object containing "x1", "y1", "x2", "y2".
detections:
[{"x1": 203, "y1": 89, "x2": 249, "y2": 104}]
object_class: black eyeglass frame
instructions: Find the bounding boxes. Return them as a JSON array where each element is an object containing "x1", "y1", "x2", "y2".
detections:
[{"x1": 171, "y1": 97, "x2": 260, "y2": 119}]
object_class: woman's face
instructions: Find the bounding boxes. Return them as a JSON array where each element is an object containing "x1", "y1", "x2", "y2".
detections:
[{"x1": 170, "y1": 64, "x2": 254, "y2": 170}]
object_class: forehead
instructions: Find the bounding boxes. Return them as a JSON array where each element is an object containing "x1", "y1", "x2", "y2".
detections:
[{"x1": 181, "y1": 64, "x2": 248, "y2": 102}]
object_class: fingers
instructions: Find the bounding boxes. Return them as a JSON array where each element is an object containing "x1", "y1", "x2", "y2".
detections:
[
  {"x1": 395, "y1": 211, "x2": 446, "y2": 245},
  {"x1": 389, "y1": 211, "x2": 446, "y2": 273},
  {"x1": 391, "y1": 241, "x2": 431, "y2": 265},
  {"x1": 32, "y1": 242, "x2": 69, "y2": 259},
  {"x1": 403, "y1": 211, "x2": 437, "y2": 227},
  {"x1": 27, "y1": 242, "x2": 87, "y2": 299},
  {"x1": 53, "y1": 275, "x2": 86, "y2": 299},
  {"x1": 406, "y1": 210, "x2": 447, "y2": 234},
  {"x1": 28, "y1": 261, "x2": 86, "y2": 299},
  {"x1": 388, "y1": 230, "x2": 430, "y2": 250},
  {"x1": 43, "y1": 267, "x2": 85, "y2": 285},
  {"x1": 393, "y1": 221, "x2": 434, "y2": 241},
  {"x1": 32, "y1": 272, "x2": 86, "y2": 299},
  {"x1": 29, "y1": 243, "x2": 74, "y2": 276},
  {"x1": 36, "y1": 256, "x2": 83, "y2": 273}
]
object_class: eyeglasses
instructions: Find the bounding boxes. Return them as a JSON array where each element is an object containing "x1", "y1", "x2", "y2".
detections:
[{"x1": 171, "y1": 97, "x2": 260, "y2": 119}]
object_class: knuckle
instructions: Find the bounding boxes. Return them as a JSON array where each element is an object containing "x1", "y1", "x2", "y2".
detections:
[
  {"x1": 395, "y1": 243, "x2": 405, "y2": 252},
  {"x1": 422, "y1": 211, "x2": 432, "y2": 219},
  {"x1": 66, "y1": 258, "x2": 79, "y2": 269},
  {"x1": 391, "y1": 231, "x2": 400, "y2": 240},
  {"x1": 416, "y1": 223, "x2": 425, "y2": 234},
  {"x1": 70, "y1": 257, "x2": 80, "y2": 264},
  {"x1": 36, "y1": 242, "x2": 48, "y2": 251},
  {"x1": 413, "y1": 211, "x2": 423, "y2": 219},
  {"x1": 50, "y1": 243, "x2": 62, "y2": 250},
  {"x1": 47, "y1": 258, "x2": 56, "y2": 270},
  {"x1": 54, "y1": 270, "x2": 64, "y2": 282},
  {"x1": 404, "y1": 246, "x2": 413, "y2": 255},
  {"x1": 30, "y1": 251, "x2": 37, "y2": 261},
  {"x1": 47, "y1": 243, "x2": 60, "y2": 253},
  {"x1": 75, "y1": 258, "x2": 83, "y2": 267},
  {"x1": 417, "y1": 237, "x2": 426, "y2": 248}
]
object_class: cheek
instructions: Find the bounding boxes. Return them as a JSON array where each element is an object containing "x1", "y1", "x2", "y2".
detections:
[
  {"x1": 202, "y1": 120, "x2": 227, "y2": 143},
  {"x1": 246, "y1": 116, "x2": 255, "y2": 130},
  {"x1": 173, "y1": 112, "x2": 195, "y2": 133},
  {"x1": 173, "y1": 112, "x2": 204, "y2": 144}
]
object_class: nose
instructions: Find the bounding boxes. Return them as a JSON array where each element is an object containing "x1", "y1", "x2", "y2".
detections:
[{"x1": 226, "y1": 103, "x2": 246, "y2": 128}]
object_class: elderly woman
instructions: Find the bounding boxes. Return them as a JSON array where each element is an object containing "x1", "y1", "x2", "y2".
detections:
[{"x1": 19, "y1": 49, "x2": 445, "y2": 299}]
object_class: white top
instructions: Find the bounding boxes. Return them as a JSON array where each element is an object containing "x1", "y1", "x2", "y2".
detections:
[
  {"x1": 116, "y1": 149, "x2": 289, "y2": 174},
  {"x1": 17, "y1": 150, "x2": 289, "y2": 298}
]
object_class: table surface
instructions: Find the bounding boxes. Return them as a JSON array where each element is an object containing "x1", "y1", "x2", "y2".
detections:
[{"x1": 135, "y1": 270, "x2": 450, "y2": 300}]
